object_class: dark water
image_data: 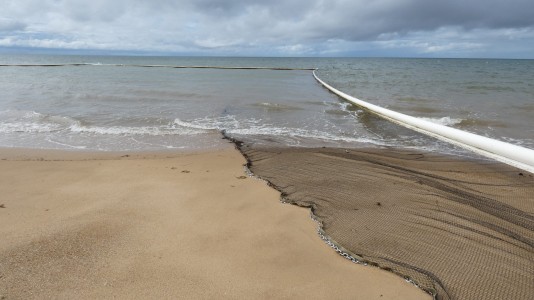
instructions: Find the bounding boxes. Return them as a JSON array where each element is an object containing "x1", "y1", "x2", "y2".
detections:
[{"x1": 1, "y1": 55, "x2": 533, "y2": 152}]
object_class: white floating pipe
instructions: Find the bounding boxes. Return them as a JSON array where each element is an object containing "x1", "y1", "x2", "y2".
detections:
[{"x1": 313, "y1": 70, "x2": 534, "y2": 174}]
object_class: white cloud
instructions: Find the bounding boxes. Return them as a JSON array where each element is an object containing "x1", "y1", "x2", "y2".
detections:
[{"x1": 1, "y1": 0, "x2": 533, "y2": 57}]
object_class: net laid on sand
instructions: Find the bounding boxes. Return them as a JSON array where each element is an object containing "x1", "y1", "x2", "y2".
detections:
[{"x1": 233, "y1": 143, "x2": 534, "y2": 300}]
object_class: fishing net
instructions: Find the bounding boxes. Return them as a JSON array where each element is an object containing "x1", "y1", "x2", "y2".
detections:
[{"x1": 235, "y1": 144, "x2": 534, "y2": 300}]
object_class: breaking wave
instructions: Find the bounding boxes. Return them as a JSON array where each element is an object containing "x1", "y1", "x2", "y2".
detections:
[
  {"x1": 0, "y1": 110, "x2": 80, "y2": 133},
  {"x1": 173, "y1": 116, "x2": 388, "y2": 146},
  {"x1": 0, "y1": 110, "x2": 386, "y2": 145}
]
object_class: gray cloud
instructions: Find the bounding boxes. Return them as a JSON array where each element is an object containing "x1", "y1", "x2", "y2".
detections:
[
  {"x1": 0, "y1": 18, "x2": 27, "y2": 32},
  {"x1": 294, "y1": 0, "x2": 534, "y2": 41},
  {"x1": 1, "y1": 0, "x2": 533, "y2": 57},
  {"x1": 61, "y1": 0, "x2": 129, "y2": 23}
]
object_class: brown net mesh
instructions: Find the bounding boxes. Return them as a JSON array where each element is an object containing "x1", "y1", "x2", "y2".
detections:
[{"x1": 235, "y1": 144, "x2": 534, "y2": 300}]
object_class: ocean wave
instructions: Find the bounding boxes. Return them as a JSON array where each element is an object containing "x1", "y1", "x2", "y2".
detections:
[
  {"x1": 229, "y1": 127, "x2": 387, "y2": 145},
  {"x1": 173, "y1": 116, "x2": 239, "y2": 131},
  {"x1": 0, "y1": 110, "x2": 205, "y2": 136},
  {"x1": 1, "y1": 110, "x2": 395, "y2": 147},
  {"x1": 173, "y1": 116, "x2": 387, "y2": 145},
  {"x1": 69, "y1": 124, "x2": 202, "y2": 136},
  {"x1": 0, "y1": 110, "x2": 80, "y2": 133}
]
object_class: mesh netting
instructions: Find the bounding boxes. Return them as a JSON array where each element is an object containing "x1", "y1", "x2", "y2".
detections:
[{"x1": 236, "y1": 144, "x2": 534, "y2": 300}]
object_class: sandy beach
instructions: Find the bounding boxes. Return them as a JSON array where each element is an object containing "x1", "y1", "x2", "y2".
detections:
[{"x1": 0, "y1": 145, "x2": 429, "y2": 299}]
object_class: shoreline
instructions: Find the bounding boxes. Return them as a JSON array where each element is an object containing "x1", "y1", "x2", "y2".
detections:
[{"x1": 0, "y1": 145, "x2": 429, "y2": 299}]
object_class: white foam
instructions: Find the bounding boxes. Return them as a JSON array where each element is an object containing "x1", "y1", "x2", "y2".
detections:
[
  {"x1": 44, "y1": 138, "x2": 88, "y2": 149},
  {"x1": 69, "y1": 123, "x2": 202, "y2": 136},
  {"x1": 0, "y1": 110, "x2": 206, "y2": 136},
  {"x1": 173, "y1": 115, "x2": 253, "y2": 131},
  {"x1": 173, "y1": 118, "x2": 219, "y2": 131},
  {"x1": 230, "y1": 126, "x2": 387, "y2": 145},
  {"x1": 338, "y1": 102, "x2": 353, "y2": 111},
  {"x1": 0, "y1": 110, "x2": 80, "y2": 133},
  {"x1": 1, "y1": 110, "x2": 388, "y2": 148},
  {"x1": 174, "y1": 115, "x2": 387, "y2": 146},
  {"x1": 417, "y1": 116, "x2": 463, "y2": 126}
]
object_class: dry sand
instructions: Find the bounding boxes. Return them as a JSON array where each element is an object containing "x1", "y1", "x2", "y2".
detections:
[{"x1": 0, "y1": 145, "x2": 429, "y2": 299}]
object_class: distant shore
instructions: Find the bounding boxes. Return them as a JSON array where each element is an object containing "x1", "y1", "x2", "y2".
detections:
[{"x1": 0, "y1": 145, "x2": 428, "y2": 299}]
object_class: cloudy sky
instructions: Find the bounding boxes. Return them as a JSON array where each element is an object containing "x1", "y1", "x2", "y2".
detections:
[{"x1": 1, "y1": 0, "x2": 533, "y2": 58}]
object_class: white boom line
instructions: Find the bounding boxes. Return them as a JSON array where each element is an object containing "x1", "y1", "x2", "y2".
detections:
[{"x1": 313, "y1": 70, "x2": 534, "y2": 174}]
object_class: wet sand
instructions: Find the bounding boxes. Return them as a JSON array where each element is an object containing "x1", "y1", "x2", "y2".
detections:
[
  {"x1": 0, "y1": 146, "x2": 429, "y2": 299},
  {"x1": 234, "y1": 143, "x2": 534, "y2": 300}
]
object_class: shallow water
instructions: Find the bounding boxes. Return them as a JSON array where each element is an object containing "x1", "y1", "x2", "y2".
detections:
[{"x1": 1, "y1": 55, "x2": 532, "y2": 152}]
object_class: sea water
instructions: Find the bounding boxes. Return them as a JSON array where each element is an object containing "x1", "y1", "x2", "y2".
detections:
[{"x1": 1, "y1": 55, "x2": 533, "y2": 153}]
